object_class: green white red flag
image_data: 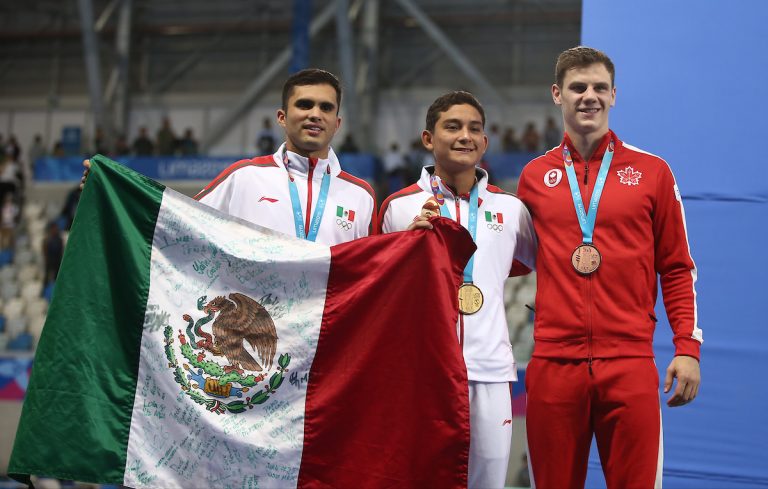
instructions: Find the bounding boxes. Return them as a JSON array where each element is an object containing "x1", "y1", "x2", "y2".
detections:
[{"x1": 9, "y1": 155, "x2": 474, "y2": 488}]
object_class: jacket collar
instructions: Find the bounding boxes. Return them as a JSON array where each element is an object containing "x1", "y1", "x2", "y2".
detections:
[
  {"x1": 417, "y1": 165, "x2": 489, "y2": 201},
  {"x1": 561, "y1": 130, "x2": 620, "y2": 163},
  {"x1": 273, "y1": 142, "x2": 341, "y2": 179}
]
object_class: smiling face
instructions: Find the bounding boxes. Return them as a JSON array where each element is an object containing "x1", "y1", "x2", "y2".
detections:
[
  {"x1": 553, "y1": 62, "x2": 616, "y2": 142},
  {"x1": 277, "y1": 83, "x2": 341, "y2": 159},
  {"x1": 422, "y1": 103, "x2": 488, "y2": 177}
]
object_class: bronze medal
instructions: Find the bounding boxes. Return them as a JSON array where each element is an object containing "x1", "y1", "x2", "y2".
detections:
[
  {"x1": 458, "y1": 283, "x2": 484, "y2": 315},
  {"x1": 571, "y1": 243, "x2": 602, "y2": 275}
]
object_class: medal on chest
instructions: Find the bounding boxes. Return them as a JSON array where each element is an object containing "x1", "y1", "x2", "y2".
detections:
[
  {"x1": 430, "y1": 174, "x2": 484, "y2": 313},
  {"x1": 457, "y1": 283, "x2": 483, "y2": 315},
  {"x1": 562, "y1": 141, "x2": 614, "y2": 275}
]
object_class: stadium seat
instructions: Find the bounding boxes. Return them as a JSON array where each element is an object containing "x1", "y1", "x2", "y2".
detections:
[
  {"x1": 0, "y1": 249, "x2": 12, "y2": 266},
  {"x1": 17, "y1": 264, "x2": 40, "y2": 283},
  {"x1": 27, "y1": 314, "x2": 47, "y2": 340},
  {"x1": 0, "y1": 264, "x2": 17, "y2": 282},
  {"x1": 0, "y1": 314, "x2": 5, "y2": 333},
  {"x1": 20, "y1": 281, "x2": 43, "y2": 302},
  {"x1": 1, "y1": 281, "x2": 20, "y2": 301},
  {"x1": 516, "y1": 283, "x2": 536, "y2": 305},
  {"x1": 23, "y1": 201, "x2": 43, "y2": 221},
  {"x1": 12, "y1": 248, "x2": 35, "y2": 266},
  {"x1": 25, "y1": 298, "x2": 48, "y2": 319},
  {"x1": 5, "y1": 317, "x2": 27, "y2": 339},
  {"x1": 7, "y1": 332, "x2": 34, "y2": 351},
  {"x1": 507, "y1": 304, "x2": 531, "y2": 333},
  {"x1": 2, "y1": 297, "x2": 25, "y2": 320}
]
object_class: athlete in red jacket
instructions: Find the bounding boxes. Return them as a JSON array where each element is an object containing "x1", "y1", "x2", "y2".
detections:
[{"x1": 517, "y1": 46, "x2": 702, "y2": 489}]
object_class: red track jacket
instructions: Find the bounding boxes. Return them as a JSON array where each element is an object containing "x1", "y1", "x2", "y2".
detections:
[{"x1": 518, "y1": 131, "x2": 702, "y2": 361}]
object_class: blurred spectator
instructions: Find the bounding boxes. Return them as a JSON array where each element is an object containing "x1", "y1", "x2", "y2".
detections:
[
  {"x1": 0, "y1": 155, "x2": 21, "y2": 204},
  {"x1": 156, "y1": 117, "x2": 177, "y2": 156},
  {"x1": 522, "y1": 122, "x2": 541, "y2": 152},
  {"x1": 60, "y1": 186, "x2": 82, "y2": 231},
  {"x1": 544, "y1": 116, "x2": 562, "y2": 150},
  {"x1": 0, "y1": 134, "x2": 5, "y2": 160},
  {"x1": 1, "y1": 193, "x2": 19, "y2": 250},
  {"x1": 256, "y1": 118, "x2": 277, "y2": 156},
  {"x1": 487, "y1": 123, "x2": 502, "y2": 154},
  {"x1": 42, "y1": 221, "x2": 64, "y2": 285},
  {"x1": 178, "y1": 128, "x2": 199, "y2": 156},
  {"x1": 28, "y1": 134, "x2": 46, "y2": 166},
  {"x1": 132, "y1": 127, "x2": 154, "y2": 156},
  {"x1": 93, "y1": 126, "x2": 109, "y2": 155},
  {"x1": 502, "y1": 127, "x2": 521, "y2": 152},
  {"x1": 114, "y1": 134, "x2": 131, "y2": 156},
  {"x1": 339, "y1": 134, "x2": 360, "y2": 153},
  {"x1": 406, "y1": 138, "x2": 431, "y2": 182},
  {"x1": 52, "y1": 141, "x2": 66, "y2": 158},
  {"x1": 5, "y1": 135, "x2": 21, "y2": 161},
  {"x1": 382, "y1": 143, "x2": 407, "y2": 193}
]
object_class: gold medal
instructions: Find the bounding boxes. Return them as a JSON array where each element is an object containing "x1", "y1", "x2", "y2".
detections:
[
  {"x1": 571, "y1": 243, "x2": 601, "y2": 275},
  {"x1": 458, "y1": 283, "x2": 484, "y2": 315}
]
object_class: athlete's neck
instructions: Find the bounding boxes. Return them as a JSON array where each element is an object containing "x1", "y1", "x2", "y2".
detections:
[
  {"x1": 567, "y1": 129, "x2": 608, "y2": 162},
  {"x1": 434, "y1": 166, "x2": 476, "y2": 195},
  {"x1": 285, "y1": 141, "x2": 330, "y2": 160}
]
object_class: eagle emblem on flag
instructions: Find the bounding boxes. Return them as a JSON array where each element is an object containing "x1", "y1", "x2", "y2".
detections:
[{"x1": 163, "y1": 293, "x2": 291, "y2": 414}]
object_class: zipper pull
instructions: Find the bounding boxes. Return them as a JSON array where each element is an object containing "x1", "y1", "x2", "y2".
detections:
[
  {"x1": 584, "y1": 162, "x2": 589, "y2": 185},
  {"x1": 588, "y1": 355, "x2": 593, "y2": 375}
]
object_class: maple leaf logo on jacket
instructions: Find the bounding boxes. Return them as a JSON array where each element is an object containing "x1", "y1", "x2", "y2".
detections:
[{"x1": 617, "y1": 166, "x2": 642, "y2": 186}]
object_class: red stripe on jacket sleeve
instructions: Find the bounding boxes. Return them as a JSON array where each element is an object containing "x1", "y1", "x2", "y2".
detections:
[
  {"x1": 377, "y1": 184, "x2": 422, "y2": 233},
  {"x1": 298, "y1": 219, "x2": 476, "y2": 488},
  {"x1": 193, "y1": 155, "x2": 277, "y2": 201}
]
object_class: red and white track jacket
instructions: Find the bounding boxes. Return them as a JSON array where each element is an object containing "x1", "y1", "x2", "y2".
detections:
[
  {"x1": 379, "y1": 166, "x2": 536, "y2": 382},
  {"x1": 194, "y1": 144, "x2": 376, "y2": 245},
  {"x1": 518, "y1": 130, "x2": 702, "y2": 361}
]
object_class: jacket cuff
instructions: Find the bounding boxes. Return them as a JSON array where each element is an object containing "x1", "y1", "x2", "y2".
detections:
[{"x1": 673, "y1": 337, "x2": 701, "y2": 362}]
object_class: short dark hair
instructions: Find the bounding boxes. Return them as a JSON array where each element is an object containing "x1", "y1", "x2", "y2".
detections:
[
  {"x1": 282, "y1": 69, "x2": 342, "y2": 112},
  {"x1": 425, "y1": 91, "x2": 486, "y2": 132},
  {"x1": 555, "y1": 46, "x2": 615, "y2": 88}
]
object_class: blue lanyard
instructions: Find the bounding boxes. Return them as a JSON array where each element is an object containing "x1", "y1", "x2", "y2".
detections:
[
  {"x1": 431, "y1": 174, "x2": 479, "y2": 283},
  {"x1": 284, "y1": 149, "x2": 331, "y2": 242},
  {"x1": 562, "y1": 140, "x2": 614, "y2": 244}
]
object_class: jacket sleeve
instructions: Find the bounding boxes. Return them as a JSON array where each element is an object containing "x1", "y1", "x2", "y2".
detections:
[
  {"x1": 194, "y1": 169, "x2": 236, "y2": 213},
  {"x1": 653, "y1": 162, "x2": 702, "y2": 360},
  {"x1": 510, "y1": 200, "x2": 537, "y2": 276}
]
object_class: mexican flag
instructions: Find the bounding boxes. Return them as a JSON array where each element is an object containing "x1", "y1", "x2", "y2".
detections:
[{"x1": 9, "y1": 156, "x2": 475, "y2": 488}]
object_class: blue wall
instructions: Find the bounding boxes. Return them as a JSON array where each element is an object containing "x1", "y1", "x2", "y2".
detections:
[{"x1": 582, "y1": 1, "x2": 768, "y2": 487}]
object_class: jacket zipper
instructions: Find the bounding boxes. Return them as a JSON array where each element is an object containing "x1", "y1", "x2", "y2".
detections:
[
  {"x1": 584, "y1": 158, "x2": 594, "y2": 375},
  {"x1": 455, "y1": 194, "x2": 465, "y2": 347},
  {"x1": 304, "y1": 158, "x2": 317, "y2": 236}
]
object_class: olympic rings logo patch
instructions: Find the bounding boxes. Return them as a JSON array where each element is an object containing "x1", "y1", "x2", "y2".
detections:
[
  {"x1": 336, "y1": 218, "x2": 352, "y2": 231},
  {"x1": 487, "y1": 223, "x2": 503, "y2": 232}
]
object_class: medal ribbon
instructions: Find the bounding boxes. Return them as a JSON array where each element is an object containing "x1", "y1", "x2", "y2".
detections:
[
  {"x1": 430, "y1": 175, "x2": 479, "y2": 283},
  {"x1": 284, "y1": 148, "x2": 331, "y2": 242},
  {"x1": 562, "y1": 140, "x2": 614, "y2": 244}
]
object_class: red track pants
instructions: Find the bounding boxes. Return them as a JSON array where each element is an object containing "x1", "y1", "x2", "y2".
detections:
[{"x1": 526, "y1": 357, "x2": 662, "y2": 489}]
